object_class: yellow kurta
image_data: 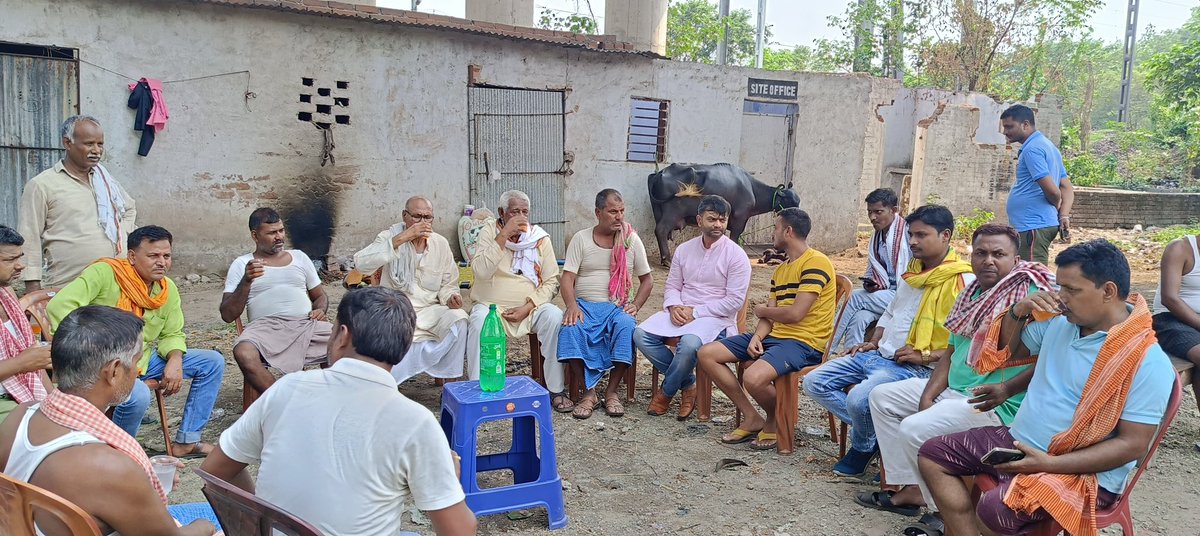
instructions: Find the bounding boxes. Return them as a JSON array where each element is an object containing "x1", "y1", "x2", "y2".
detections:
[
  {"x1": 470, "y1": 219, "x2": 560, "y2": 337},
  {"x1": 353, "y1": 231, "x2": 467, "y2": 342}
]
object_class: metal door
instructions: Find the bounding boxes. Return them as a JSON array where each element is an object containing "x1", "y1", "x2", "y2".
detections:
[
  {"x1": 738, "y1": 100, "x2": 798, "y2": 246},
  {"x1": 468, "y1": 87, "x2": 568, "y2": 252},
  {"x1": 0, "y1": 49, "x2": 79, "y2": 226}
]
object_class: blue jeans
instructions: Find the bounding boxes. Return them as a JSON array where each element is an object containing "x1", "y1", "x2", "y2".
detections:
[
  {"x1": 633, "y1": 328, "x2": 703, "y2": 398},
  {"x1": 111, "y1": 349, "x2": 225, "y2": 444},
  {"x1": 801, "y1": 350, "x2": 931, "y2": 453}
]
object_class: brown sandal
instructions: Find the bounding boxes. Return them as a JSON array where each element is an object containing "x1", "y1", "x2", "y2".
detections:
[
  {"x1": 572, "y1": 393, "x2": 598, "y2": 420},
  {"x1": 551, "y1": 392, "x2": 575, "y2": 413},
  {"x1": 603, "y1": 394, "x2": 625, "y2": 417}
]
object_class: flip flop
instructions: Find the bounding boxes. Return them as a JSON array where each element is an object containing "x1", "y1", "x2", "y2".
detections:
[
  {"x1": 903, "y1": 513, "x2": 945, "y2": 536},
  {"x1": 854, "y1": 490, "x2": 921, "y2": 517},
  {"x1": 551, "y1": 392, "x2": 575, "y2": 413},
  {"x1": 720, "y1": 427, "x2": 762, "y2": 444},
  {"x1": 749, "y1": 431, "x2": 778, "y2": 450}
]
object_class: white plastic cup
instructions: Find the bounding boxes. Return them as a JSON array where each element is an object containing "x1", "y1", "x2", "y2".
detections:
[{"x1": 150, "y1": 455, "x2": 178, "y2": 495}]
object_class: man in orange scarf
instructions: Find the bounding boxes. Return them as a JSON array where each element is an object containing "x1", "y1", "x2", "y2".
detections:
[
  {"x1": 48, "y1": 226, "x2": 225, "y2": 458},
  {"x1": 919, "y1": 240, "x2": 1175, "y2": 536}
]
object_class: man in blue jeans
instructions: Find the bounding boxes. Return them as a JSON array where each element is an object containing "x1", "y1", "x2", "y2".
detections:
[
  {"x1": 48, "y1": 225, "x2": 224, "y2": 457},
  {"x1": 803, "y1": 205, "x2": 973, "y2": 476},
  {"x1": 635, "y1": 195, "x2": 751, "y2": 420}
]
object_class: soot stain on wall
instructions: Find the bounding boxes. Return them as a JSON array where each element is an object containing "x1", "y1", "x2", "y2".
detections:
[{"x1": 278, "y1": 174, "x2": 344, "y2": 268}]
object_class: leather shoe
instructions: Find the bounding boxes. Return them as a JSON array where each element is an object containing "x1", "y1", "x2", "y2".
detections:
[
  {"x1": 677, "y1": 386, "x2": 697, "y2": 421},
  {"x1": 647, "y1": 391, "x2": 671, "y2": 416}
]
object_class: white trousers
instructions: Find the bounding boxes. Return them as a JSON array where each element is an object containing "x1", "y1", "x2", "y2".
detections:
[
  {"x1": 869, "y1": 377, "x2": 1003, "y2": 509},
  {"x1": 391, "y1": 319, "x2": 468, "y2": 385},
  {"x1": 467, "y1": 303, "x2": 565, "y2": 393}
]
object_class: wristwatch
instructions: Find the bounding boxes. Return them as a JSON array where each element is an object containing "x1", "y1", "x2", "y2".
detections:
[{"x1": 921, "y1": 349, "x2": 932, "y2": 364}]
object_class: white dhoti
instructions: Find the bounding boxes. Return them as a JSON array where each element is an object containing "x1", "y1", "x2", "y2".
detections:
[{"x1": 392, "y1": 317, "x2": 468, "y2": 384}]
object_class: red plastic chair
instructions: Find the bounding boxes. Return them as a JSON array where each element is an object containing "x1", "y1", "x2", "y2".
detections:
[
  {"x1": 194, "y1": 468, "x2": 322, "y2": 536},
  {"x1": 973, "y1": 376, "x2": 1184, "y2": 536},
  {"x1": 0, "y1": 471, "x2": 103, "y2": 535}
]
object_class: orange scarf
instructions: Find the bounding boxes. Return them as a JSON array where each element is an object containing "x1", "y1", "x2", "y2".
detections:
[
  {"x1": 95, "y1": 258, "x2": 170, "y2": 318},
  {"x1": 1000, "y1": 294, "x2": 1157, "y2": 536}
]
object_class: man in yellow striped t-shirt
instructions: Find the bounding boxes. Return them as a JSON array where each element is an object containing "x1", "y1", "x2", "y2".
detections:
[{"x1": 698, "y1": 208, "x2": 837, "y2": 451}]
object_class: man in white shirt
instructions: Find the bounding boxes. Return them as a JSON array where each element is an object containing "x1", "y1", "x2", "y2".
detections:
[
  {"x1": 353, "y1": 196, "x2": 468, "y2": 384},
  {"x1": 220, "y1": 208, "x2": 331, "y2": 397},
  {"x1": 202, "y1": 287, "x2": 476, "y2": 536}
]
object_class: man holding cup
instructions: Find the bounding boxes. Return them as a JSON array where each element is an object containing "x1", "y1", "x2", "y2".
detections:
[
  {"x1": 0, "y1": 305, "x2": 217, "y2": 535},
  {"x1": 221, "y1": 208, "x2": 332, "y2": 397}
]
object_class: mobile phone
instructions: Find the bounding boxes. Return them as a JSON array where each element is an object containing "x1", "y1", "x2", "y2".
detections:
[
  {"x1": 860, "y1": 277, "x2": 876, "y2": 288},
  {"x1": 980, "y1": 447, "x2": 1025, "y2": 465}
]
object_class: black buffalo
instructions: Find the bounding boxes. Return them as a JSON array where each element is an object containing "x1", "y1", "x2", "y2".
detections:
[{"x1": 648, "y1": 163, "x2": 800, "y2": 266}]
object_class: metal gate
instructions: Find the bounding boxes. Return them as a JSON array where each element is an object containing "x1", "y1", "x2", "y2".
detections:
[
  {"x1": 738, "y1": 100, "x2": 798, "y2": 246},
  {"x1": 468, "y1": 87, "x2": 568, "y2": 251},
  {"x1": 0, "y1": 47, "x2": 79, "y2": 226}
]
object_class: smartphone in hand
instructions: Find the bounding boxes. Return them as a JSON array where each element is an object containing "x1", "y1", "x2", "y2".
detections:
[{"x1": 980, "y1": 447, "x2": 1025, "y2": 465}]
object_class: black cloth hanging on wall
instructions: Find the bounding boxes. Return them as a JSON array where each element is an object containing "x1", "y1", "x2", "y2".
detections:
[{"x1": 127, "y1": 80, "x2": 156, "y2": 156}]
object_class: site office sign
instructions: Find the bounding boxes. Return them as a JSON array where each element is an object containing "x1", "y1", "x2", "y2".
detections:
[{"x1": 747, "y1": 78, "x2": 798, "y2": 101}]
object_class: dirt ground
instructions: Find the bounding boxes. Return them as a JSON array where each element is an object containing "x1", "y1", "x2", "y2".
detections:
[{"x1": 150, "y1": 229, "x2": 1198, "y2": 535}]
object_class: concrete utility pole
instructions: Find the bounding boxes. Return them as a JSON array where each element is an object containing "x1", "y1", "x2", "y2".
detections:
[
  {"x1": 1118, "y1": 0, "x2": 1140, "y2": 124},
  {"x1": 852, "y1": 0, "x2": 876, "y2": 72},
  {"x1": 411, "y1": 0, "x2": 419, "y2": 10},
  {"x1": 717, "y1": 0, "x2": 730, "y2": 65},
  {"x1": 754, "y1": 0, "x2": 766, "y2": 68}
]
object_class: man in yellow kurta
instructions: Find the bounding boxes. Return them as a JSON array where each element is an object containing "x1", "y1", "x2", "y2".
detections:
[
  {"x1": 46, "y1": 226, "x2": 224, "y2": 457},
  {"x1": 354, "y1": 197, "x2": 468, "y2": 384},
  {"x1": 468, "y1": 190, "x2": 572, "y2": 412}
]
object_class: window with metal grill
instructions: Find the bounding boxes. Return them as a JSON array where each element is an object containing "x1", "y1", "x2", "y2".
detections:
[{"x1": 627, "y1": 98, "x2": 668, "y2": 162}]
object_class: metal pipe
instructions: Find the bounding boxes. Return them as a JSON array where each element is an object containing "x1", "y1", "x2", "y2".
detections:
[
  {"x1": 755, "y1": 0, "x2": 767, "y2": 68},
  {"x1": 716, "y1": 0, "x2": 730, "y2": 65}
]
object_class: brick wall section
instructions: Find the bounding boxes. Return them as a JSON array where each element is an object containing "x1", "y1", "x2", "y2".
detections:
[
  {"x1": 910, "y1": 104, "x2": 1016, "y2": 220},
  {"x1": 1072, "y1": 187, "x2": 1200, "y2": 229}
]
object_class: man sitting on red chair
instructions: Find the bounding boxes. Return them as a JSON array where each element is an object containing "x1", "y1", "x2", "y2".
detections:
[{"x1": 918, "y1": 240, "x2": 1175, "y2": 536}]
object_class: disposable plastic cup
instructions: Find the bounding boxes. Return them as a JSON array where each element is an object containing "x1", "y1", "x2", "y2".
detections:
[{"x1": 150, "y1": 455, "x2": 178, "y2": 495}]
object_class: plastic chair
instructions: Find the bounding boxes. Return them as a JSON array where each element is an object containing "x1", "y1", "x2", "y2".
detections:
[
  {"x1": 167, "y1": 502, "x2": 224, "y2": 531},
  {"x1": 0, "y1": 471, "x2": 103, "y2": 535},
  {"x1": 440, "y1": 376, "x2": 568, "y2": 530},
  {"x1": 194, "y1": 467, "x2": 322, "y2": 536},
  {"x1": 972, "y1": 377, "x2": 1184, "y2": 536},
  {"x1": 688, "y1": 296, "x2": 751, "y2": 422},
  {"x1": 18, "y1": 288, "x2": 59, "y2": 342}
]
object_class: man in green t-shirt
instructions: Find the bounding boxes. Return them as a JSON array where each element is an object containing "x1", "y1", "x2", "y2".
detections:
[{"x1": 854, "y1": 223, "x2": 1055, "y2": 528}]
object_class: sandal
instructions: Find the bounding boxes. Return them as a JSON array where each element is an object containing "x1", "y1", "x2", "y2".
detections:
[
  {"x1": 720, "y1": 427, "x2": 763, "y2": 444},
  {"x1": 854, "y1": 490, "x2": 921, "y2": 517},
  {"x1": 749, "y1": 431, "x2": 778, "y2": 451},
  {"x1": 603, "y1": 394, "x2": 625, "y2": 417},
  {"x1": 572, "y1": 393, "x2": 598, "y2": 420},
  {"x1": 551, "y1": 392, "x2": 575, "y2": 413},
  {"x1": 903, "y1": 513, "x2": 945, "y2": 536}
]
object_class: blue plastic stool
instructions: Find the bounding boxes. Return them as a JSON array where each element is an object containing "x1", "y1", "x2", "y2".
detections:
[{"x1": 440, "y1": 376, "x2": 567, "y2": 530}]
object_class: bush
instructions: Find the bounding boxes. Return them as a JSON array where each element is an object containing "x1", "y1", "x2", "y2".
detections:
[
  {"x1": 1150, "y1": 223, "x2": 1200, "y2": 244},
  {"x1": 955, "y1": 208, "x2": 994, "y2": 240},
  {"x1": 1065, "y1": 153, "x2": 1119, "y2": 187}
]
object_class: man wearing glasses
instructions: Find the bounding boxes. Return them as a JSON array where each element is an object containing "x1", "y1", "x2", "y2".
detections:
[{"x1": 353, "y1": 196, "x2": 468, "y2": 385}]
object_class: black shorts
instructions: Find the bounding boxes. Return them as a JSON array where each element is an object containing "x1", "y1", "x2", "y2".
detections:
[
  {"x1": 1152, "y1": 312, "x2": 1200, "y2": 358},
  {"x1": 717, "y1": 333, "x2": 823, "y2": 375}
]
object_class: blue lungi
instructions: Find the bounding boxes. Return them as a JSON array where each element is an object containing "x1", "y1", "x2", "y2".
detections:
[{"x1": 556, "y1": 299, "x2": 636, "y2": 389}]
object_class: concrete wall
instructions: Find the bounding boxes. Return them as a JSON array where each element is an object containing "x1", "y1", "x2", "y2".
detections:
[
  {"x1": 2, "y1": 0, "x2": 875, "y2": 273},
  {"x1": 604, "y1": 0, "x2": 668, "y2": 55},
  {"x1": 1072, "y1": 188, "x2": 1200, "y2": 229},
  {"x1": 465, "y1": 0, "x2": 534, "y2": 27}
]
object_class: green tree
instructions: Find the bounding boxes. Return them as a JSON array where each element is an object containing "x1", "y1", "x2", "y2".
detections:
[
  {"x1": 762, "y1": 45, "x2": 838, "y2": 72},
  {"x1": 1145, "y1": 7, "x2": 1200, "y2": 175},
  {"x1": 666, "y1": 0, "x2": 760, "y2": 66},
  {"x1": 536, "y1": 8, "x2": 597, "y2": 34}
]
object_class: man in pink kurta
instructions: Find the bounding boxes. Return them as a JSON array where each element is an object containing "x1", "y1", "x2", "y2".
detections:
[{"x1": 635, "y1": 196, "x2": 751, "y2": 420}]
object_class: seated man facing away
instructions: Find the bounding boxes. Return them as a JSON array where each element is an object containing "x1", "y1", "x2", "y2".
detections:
[
  {"x1": 202, "y1": 287, "x2": 476, "y2": 536},
  {"x1": 0, "y1": 306, "x2": 217, "y2": 536},
  {"x1": 353, "y1": 196, "x2": 468, "y2": 384},
  {"x1": 47, "y1": 225, "x2": 224, "y2": 457},
  {"x1": 919, "y1": 240, "x2": 1175, "y2": 536},
  {"x1": 804, "y1": 205, "x2": 973, "y2": 477},
  {"x1": 636, "y1": 195, "x2": 750, "y2": 420},
  {"x1": 830, "y1": 188, "x2": 911, "y2": 352},
  {"x1": 1151, "y1": 232, "x2": 1200, "y2": 450},
  {"x1": 697, "y1": 208, "x2": 836, "y2": 451},
  {"x1": 0, "y1": 225, "x2": 53, "y2": 420},
  {"x1": 859, "y1": 224, "x2": 1054, "y2": 529},
  {"x1": 221, "y1": 208, "x2": 331, "y2": 396},
  {"x1": 558, "y1": 189, "x2": 653, "y2": 419},
  {"x1": 467, "y1": 190, "x2": 571, "y2": 412}
]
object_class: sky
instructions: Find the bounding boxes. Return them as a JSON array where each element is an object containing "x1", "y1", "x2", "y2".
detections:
[{"x1": 377, "y1": 0, "x2": 1197, "y2": 48}]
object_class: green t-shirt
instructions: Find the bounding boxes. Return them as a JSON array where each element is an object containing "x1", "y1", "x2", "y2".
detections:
[{"x1": 946, "y1": 286, "x2": 1034, "y2": 425}]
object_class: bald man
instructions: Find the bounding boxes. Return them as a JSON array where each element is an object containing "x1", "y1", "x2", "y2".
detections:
[{"x1": 354, "y1": 197, "x2": 468, "y2": 384}]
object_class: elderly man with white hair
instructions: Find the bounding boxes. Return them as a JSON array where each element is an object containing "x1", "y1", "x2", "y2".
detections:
[
  {"x1": 467, "y1": 190, "x2": 572, "y2": 412},
  {"x1": 19, "y1": 115, "x2": 137, "y2": 292},
  {"x1": 353, "y1": 196, "x2": 469, "y2": 384}
]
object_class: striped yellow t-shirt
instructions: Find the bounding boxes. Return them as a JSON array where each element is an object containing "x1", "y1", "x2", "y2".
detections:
[{"x1": 767, "y1": 247, "x2": 837, "y2": 351}]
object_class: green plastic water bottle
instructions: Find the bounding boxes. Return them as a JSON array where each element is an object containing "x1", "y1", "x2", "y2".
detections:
[{"x1": 480, "y1": 304, "x2": 507, "y2": 392}]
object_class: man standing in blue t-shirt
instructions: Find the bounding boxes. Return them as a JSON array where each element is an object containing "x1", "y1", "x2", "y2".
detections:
[{"x1": 1001, "y1": 104, "x2": 1074, "y2": 264}]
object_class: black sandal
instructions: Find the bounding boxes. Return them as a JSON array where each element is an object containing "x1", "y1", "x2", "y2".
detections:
[
  {"x1": 551, "y1": 392, "x2": 575, "y2": 413},
  {"x1": 902, "y1": 513, "x2": 945, "y2": 536},
  {"x1": 853, "y1": 490, "x2": 921, "y2": 517}
]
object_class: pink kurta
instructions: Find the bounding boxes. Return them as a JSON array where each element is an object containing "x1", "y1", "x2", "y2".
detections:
[{"x1": 638, "y1": 235, "x2": 752, "y2": 343}]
